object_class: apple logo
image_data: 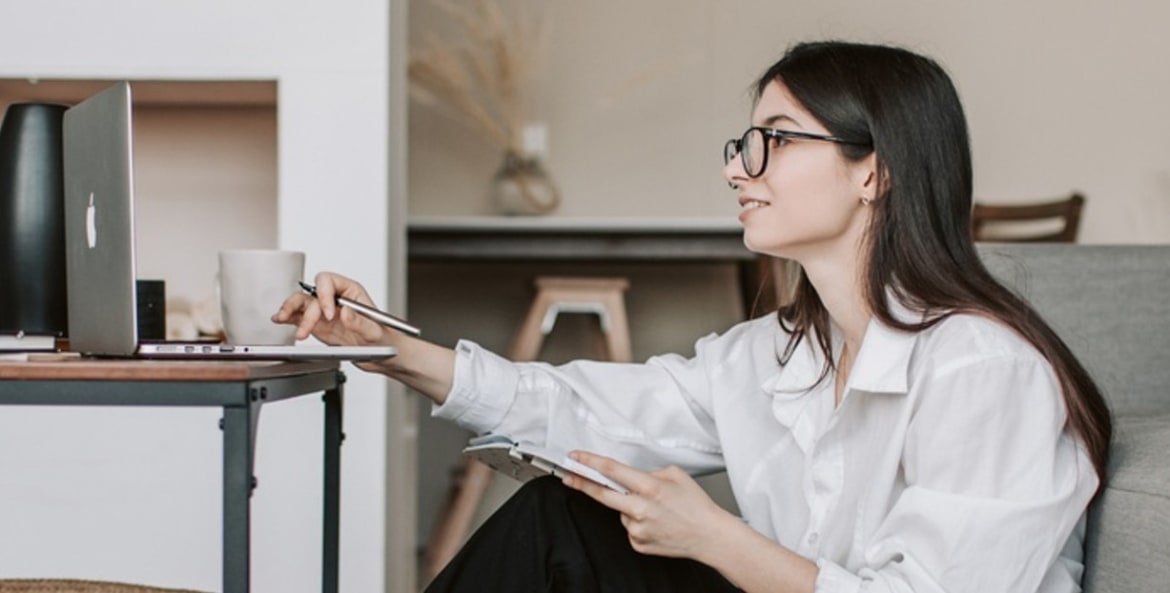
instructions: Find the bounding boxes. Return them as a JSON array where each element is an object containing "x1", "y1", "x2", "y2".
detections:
[{"x1": 85, "y1": 192, "x2": 97, "y2": 249}]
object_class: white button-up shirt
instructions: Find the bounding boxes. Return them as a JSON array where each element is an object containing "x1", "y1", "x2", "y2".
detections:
[{"x1": 435, "y1": 311, "x2": 1098, "y2": 593}]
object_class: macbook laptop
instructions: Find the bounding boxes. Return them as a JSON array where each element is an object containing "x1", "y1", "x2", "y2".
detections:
[{"x1": 62, "y1": 81, "x2": 397, "y2": 361}]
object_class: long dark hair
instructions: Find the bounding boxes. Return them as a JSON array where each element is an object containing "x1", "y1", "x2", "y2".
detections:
[{"x1": 760, "y1": 41, "x2": 1111, "y2": 490}]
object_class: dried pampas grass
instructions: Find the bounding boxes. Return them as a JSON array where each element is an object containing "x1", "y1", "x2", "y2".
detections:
[{"x1": 409, "y1": 0, "x2": 548, "y2": 153}]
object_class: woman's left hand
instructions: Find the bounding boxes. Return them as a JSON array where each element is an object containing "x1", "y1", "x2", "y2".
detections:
[{"x1": 563, "y1": 451, "x2": 734, "y2": 561}]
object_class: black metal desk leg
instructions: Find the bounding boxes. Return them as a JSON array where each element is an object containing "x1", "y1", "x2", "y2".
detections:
[
  {"x1": 223, "y1": 404, "x2": 254, "y2": 593},
  {"x1": 323, "y1": 374, "x2": 344, "y2": 593}
]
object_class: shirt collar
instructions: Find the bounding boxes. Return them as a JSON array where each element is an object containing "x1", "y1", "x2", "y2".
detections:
[
  {"x1": 761, "y1": 327, "x2": 825, "y2": 451},
  {"x1": 759, "y1": 297, "x2": 923, "y2": 453},
  {"x1": 847, "y1": 313, "x2": 918, "y2": 395},
  {"x1": 766, "y1": 295, "x2": 923, "y2": 398},
  {"x1": 849, "y1": 293, "x2": 926, "y2": 394},
  {"x1": 764, "y1": 325, "x2": 827, "y2": 397}
]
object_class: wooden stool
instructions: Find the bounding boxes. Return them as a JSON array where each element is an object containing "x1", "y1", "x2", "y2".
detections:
[
  {"x1": 422, "y1": 276, "x2": 632, "y2": 582},
  {"x1": 507, "y1": 277, "x2": 631, "y2": 363}
]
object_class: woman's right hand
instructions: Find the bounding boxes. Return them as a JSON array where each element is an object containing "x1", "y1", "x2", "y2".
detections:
[
  {"x1": 271, "y1": 271, "x2": 391, "y2": 348},
  {"x1": 274, "y1": 271, "x2": 456, "y2": 403}
]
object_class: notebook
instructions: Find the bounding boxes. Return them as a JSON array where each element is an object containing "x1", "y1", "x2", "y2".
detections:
[
  {"x1": 462, "y1": 434, "x2": 630, "y2": 493},
  {"x1": 61, "y1": 81, "x2": 397, "y2": 361}
]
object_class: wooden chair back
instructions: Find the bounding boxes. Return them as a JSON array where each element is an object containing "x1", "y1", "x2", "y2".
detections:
[{"x1": 972, "y1": 193, "x2": 1086, "y2": 243}]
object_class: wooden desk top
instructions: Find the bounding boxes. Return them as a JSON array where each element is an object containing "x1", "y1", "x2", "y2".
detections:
[{"x1": 0, "y1": 356, "x2": 339, "y2": 382}]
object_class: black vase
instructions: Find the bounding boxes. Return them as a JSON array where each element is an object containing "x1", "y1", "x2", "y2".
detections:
[{"x1": 0, "y1": 102, "x2": 69, "y2": 337}]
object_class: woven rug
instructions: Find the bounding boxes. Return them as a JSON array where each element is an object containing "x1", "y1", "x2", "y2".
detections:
[{"x1": 0, "y1": 580, "x2": 209, "y2": 593}]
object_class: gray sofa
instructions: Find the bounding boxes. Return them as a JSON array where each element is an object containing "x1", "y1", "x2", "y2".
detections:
[{"x1": 979, "y1": 243, "x2": 1170, "y2": 592}]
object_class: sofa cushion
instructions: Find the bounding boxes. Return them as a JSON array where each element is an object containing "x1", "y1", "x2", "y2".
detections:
[
  {"x1": 1083, "y1": 413, "x2": 1170, "y2": 593},
  {"x1": 978, "y1": 244, "x2": 1170, "y2": 416}
]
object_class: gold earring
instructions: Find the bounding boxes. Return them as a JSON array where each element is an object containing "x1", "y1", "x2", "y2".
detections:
[{"x1": 861, "y1": 196, "x2": 872, "y2": 205}]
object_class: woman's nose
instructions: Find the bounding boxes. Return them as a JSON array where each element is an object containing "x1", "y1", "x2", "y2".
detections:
[{"x1": 723, "y1": 154, "x2": 747, "y2": 189}]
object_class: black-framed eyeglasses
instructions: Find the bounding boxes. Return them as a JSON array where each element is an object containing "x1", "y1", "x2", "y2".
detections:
[{"x1": 723, "y1": 126, "x2": 868, "y2": 178}]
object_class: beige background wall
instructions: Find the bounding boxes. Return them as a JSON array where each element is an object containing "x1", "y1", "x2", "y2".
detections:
[
  {"x1": 134, "y1": 106, "x2": 279, "y2": 304},
  {"x1": 409, "y1": 0, "x2": 1170, "y2": 244},
  {"x1": 407, "y1": 0, "x2": 1170, "y2": 567}
]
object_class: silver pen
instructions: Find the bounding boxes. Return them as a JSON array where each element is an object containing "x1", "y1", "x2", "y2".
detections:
[{"x1": 299, "y1": 281, "x2": 421, "y2": 337}]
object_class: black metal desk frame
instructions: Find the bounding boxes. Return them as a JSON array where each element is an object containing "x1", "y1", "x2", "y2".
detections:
[{"x1": 0, "y1": 364, "x2": 345, "y2": 593}]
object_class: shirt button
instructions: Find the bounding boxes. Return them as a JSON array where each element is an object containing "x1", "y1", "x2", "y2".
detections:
[{"x1": 807, "y1": 532, "x2": 819, "y2": 545}]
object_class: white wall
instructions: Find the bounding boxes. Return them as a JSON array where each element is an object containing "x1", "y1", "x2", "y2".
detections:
[
  {"x1": 0, "y1": 1, "x2": 405, "y2": 592},
  {"x1": 408, "y1": 0, "x2": 1170, "y2": 245}
]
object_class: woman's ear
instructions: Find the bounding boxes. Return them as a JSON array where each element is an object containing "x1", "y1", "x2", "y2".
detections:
[
  {"x1": 857, "y1": 153, "x2": 889, "y2": 204},
  {"x1": 856, "y1": 153, "x2": 879, "y2": 203}
]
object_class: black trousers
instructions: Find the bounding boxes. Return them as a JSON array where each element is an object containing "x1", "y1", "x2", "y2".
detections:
[{"x1": 425, "y1": 476, "x2": 742, "y2": 593}]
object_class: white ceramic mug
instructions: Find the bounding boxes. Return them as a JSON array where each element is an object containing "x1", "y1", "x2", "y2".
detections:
[{"x1": 217, "y1": 249, "x2": 305, "y2": 345}]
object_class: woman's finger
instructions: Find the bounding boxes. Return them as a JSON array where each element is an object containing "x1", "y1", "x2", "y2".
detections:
[
  {"x1": 569, "y1": 450, "x2": 654, "y2": 495},
  {"x1": 313, "y1": 272, "x2": 339, "y2": 321},
  {"x1": 294, "y1": 297, "x2": 324, "y2": 340},
  {"x1": 271, "y1": 291, "x2": 308, "y2": 323},
  {"x1": 563, "y1": 472, "x2": 639, "y2": 514}
]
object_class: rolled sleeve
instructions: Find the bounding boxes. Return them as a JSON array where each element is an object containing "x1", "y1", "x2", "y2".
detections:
[{"x1": 431, "y1": 339, "x2": 521, "y2": 434}]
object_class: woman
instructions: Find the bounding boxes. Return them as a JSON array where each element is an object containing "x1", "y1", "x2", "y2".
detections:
[{"x1": 275, "y1": 41, "x2": 1111, "y2": 592}]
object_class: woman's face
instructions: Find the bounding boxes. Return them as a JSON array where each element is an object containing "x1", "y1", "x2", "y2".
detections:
[{"x1": 723, "y1": 80, "x2": 876, "y2": 263}]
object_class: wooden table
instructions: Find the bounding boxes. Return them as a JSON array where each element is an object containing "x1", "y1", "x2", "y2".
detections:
[
  {"x1": 0, "y1": 358, "x2": 346, "y2": 593},
  {"x1": 407, "y1": 215, "x2": 787, "y2": 314}
]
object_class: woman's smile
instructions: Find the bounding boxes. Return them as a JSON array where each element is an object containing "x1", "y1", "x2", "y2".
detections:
[{"x1": 738, "y1": 196, "x2": 771, "y2": 221}]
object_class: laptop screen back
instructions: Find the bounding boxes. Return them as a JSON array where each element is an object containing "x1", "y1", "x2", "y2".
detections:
[{"x1": 62, "y1": 82, "x2": 139, "y2": 356}]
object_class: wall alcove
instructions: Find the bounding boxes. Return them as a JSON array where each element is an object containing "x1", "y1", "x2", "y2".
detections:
[{"x1": 0, "y1": 79, "x2": 278, "y2": 311}]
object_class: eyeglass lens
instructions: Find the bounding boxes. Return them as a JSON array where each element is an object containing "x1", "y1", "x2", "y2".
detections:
[
  {"x1": 743, "y1": 128, "x2": 765, "y2": 176},
  {"x1": 724, "y1": 129, "x2": 767, "y2": 177}
]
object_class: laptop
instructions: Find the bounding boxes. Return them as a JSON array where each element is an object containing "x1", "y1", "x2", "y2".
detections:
[{"x1": 62, "y1": 81, "x2": 398, "y2": 361}]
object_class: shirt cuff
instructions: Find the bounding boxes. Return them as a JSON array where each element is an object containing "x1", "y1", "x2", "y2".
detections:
[
  {"x1": 431, "y1": 339, "x2": 520, "y2": 433},
  {"x1": 815, "y1": 559, "x2": 864, "y2": 593}
]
